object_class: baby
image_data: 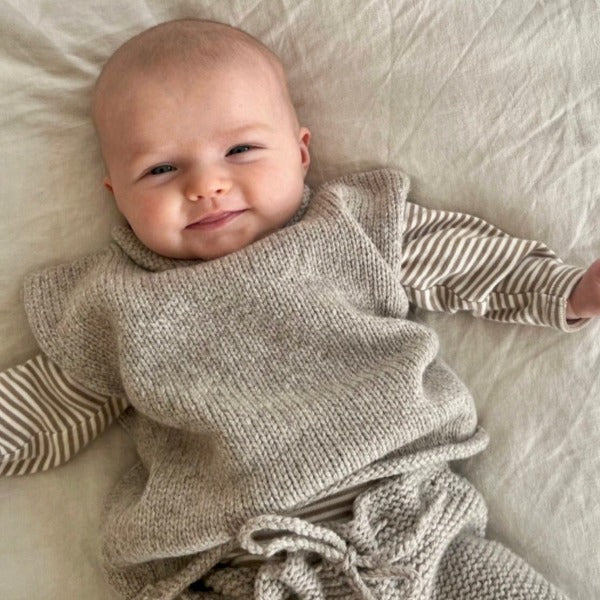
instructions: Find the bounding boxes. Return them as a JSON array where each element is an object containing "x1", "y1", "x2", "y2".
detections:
[
  {"x1": 91, "y1": 19, "x2": 311, "y2": 262},
  {"x1": 4, "y1": 17, "x2": 600, "y2": 600}
]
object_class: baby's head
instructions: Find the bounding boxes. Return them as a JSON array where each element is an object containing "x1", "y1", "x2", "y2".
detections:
[{"x1": 92, "y1": 19, "x2": 310, "y2": 260}]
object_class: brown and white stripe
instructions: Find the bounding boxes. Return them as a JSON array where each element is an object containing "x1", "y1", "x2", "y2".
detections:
[
  {"x1": 401, "y1": 202, "x2": 583, "y2": 330},
  {"x1": 0, "y1": 354, "x2": 128, "y2": 476}
]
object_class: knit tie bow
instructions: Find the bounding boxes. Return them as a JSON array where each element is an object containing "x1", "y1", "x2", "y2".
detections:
[{"x1": 237, "y1": 514, "x2": 422, "y2": 599}]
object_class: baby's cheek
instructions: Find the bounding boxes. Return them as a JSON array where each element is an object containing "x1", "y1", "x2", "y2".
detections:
[
  {"x1": 129, "y1": 202, "x2": 176, "y2": 249},
  {"x1": 136, "y1": 195, "x2": 176, "y2": 229}
]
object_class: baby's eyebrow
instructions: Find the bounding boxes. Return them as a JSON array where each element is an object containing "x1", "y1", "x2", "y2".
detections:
[
  {"x1": 126, "y1": 145, "x2": 163, "y2": 164},
  {"x1": 129, "y1": 123, "x2": 273, "y2": 156},
  {"x1": 125, "y1": 123, "x2": 275, "y2": 168},
  {"x1": 225, "y1": 123, "x2": 274, "y2": 136}
]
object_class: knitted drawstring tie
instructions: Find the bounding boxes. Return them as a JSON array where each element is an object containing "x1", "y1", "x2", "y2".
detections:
[{"x1": 237, "y1": 514, "x2": 421, "y2": 599}]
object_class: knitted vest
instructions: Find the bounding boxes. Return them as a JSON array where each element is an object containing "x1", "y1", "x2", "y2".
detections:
[{"x1": 23, "y1": 169, "x2": 487, "y2": 599}]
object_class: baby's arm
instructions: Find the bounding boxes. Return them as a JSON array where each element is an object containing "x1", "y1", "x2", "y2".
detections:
[
  {"x1": 401, "y1": 201, "x2": 590, "y2": 330},
  {"x1": 566, "y1": 259, "x2": 600, "y2": 319},
  {"x1": 0, "y1": 354, "x2": 128, "y2": 476}
]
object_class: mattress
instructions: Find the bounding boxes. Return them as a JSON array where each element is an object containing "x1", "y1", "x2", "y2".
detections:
[{"x1": 1, "y1": 1, "x2": 599, "y2": 598}]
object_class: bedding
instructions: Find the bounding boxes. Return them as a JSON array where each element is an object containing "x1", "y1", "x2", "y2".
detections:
[{"x1": 0, "y1": 0, "x2": 599, "y2": 599}]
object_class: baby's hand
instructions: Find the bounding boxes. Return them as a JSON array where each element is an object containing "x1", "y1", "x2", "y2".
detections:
[{"x1": 567, "y1": 259, "x2": 600, "y2": 319}]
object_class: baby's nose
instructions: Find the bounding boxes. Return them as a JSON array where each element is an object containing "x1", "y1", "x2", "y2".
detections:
[{"x1": 185, "y1": 170, "x2": 232, "y2": 201}]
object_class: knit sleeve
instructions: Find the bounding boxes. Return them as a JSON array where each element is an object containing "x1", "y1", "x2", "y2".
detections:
[
  {"x1": 0, "y1": 354, "x2": 129, "y2": 476},
  {"x1": 400, "y1": 201, "x2": 587, "y2": 332}
]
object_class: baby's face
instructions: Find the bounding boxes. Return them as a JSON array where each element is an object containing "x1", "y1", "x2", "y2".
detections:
[{"x1": 98, "y1": 59, "x2": 310, "y2": 260}]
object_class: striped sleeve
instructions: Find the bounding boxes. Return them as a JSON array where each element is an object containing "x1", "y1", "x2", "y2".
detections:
[
  {"x1": 0, "y1": 354, "x2": 129, "y2": 476},
  {"x1": 401, "y1": 201, "x2": 587, "y2": 331}
]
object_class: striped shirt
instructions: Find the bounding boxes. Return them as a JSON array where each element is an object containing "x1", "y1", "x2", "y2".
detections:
[{"x1": 0, "y1": 201, "x2": 584, "y2": 538}]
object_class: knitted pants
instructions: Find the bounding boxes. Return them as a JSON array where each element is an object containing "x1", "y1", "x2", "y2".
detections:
[{"x1": 197, "y1": 465, "x2": 568, "y2": 599}]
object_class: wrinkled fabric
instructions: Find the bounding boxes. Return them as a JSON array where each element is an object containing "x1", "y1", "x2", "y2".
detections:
[{"x1": 2, "y1": 2, "x2": 600, "y2": 599}]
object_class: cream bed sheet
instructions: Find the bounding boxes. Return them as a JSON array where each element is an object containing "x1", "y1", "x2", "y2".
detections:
[{"x1": 1, "y1": 1, "x2": 599, "y2": 598}]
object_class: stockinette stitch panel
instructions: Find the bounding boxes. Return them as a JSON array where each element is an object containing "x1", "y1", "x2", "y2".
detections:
[{"x1": 23, "y1": 170, "x2": 486, "y2": 598}]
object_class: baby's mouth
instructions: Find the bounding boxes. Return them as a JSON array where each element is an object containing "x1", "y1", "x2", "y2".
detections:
[{"x1": 186, "y1": 210, "x2": 247, "y2": 230}]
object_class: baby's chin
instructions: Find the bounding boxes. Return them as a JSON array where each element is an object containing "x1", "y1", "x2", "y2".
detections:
[
  {"x1": 170, "y1": 235, "x2": 258, "y2": 261},
  {"x1": 142, "y1": 219, "x2": 283, "y2": 260}
]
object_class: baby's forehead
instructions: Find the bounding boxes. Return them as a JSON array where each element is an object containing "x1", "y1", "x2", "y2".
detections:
[{"x1": 94, "y1": 55, "x2": 284, "y2": 133}]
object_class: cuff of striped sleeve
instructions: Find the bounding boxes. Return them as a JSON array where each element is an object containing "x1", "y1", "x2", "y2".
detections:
[
  {"x1": 549, "y1": 265, "x2": 588, "y2": 332},
  {"x1": 0, "y1": 354, "x2": 129, "y2": 476}
]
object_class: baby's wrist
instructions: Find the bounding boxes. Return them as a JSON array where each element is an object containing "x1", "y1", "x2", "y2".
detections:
[{"x1": 565, "y1": 300, "x2": 578, "y2": 320}]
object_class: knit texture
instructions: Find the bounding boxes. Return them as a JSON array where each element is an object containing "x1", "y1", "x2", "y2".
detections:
[{"x1": 22, "y1": 170, "x2": 564, "y2": 599}]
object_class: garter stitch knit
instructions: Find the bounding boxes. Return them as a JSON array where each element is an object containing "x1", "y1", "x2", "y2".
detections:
[{"x1": 22, "y1": 170, "x2": 567, "y2": 599}]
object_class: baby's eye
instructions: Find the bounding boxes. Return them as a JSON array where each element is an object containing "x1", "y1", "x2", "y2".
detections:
[
  {"x1": 149, "y1": 164, "x2": 176, "y2": 176},
  {"x1": 227, "y1": 145, "x2": 252, "y2": 156}
]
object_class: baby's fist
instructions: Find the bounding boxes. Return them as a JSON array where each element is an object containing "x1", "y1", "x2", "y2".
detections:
[{"x1": 567, "y1": 259, "x2": 600, "y2": 319}]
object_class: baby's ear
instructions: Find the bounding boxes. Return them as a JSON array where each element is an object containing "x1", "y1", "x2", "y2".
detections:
[
  {"x1": 103, "y1": 176, "x2": 114, "y2": 193},
  {"x1": 299, "y1": 127, "x2": 311, "y2": 173}
]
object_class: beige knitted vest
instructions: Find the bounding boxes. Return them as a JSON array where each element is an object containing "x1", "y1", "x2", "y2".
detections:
[{"x1": 23, "y1": 170, "x2": 490, "y2": 599}]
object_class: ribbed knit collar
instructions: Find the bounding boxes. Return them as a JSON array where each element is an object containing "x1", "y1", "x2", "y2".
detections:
[
  {"x1": 111, "y1": 184, "x2": 312, "y2": 272},
  {"x1": 284, "y1": 183, "x2": 312, "y2": 226}
]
